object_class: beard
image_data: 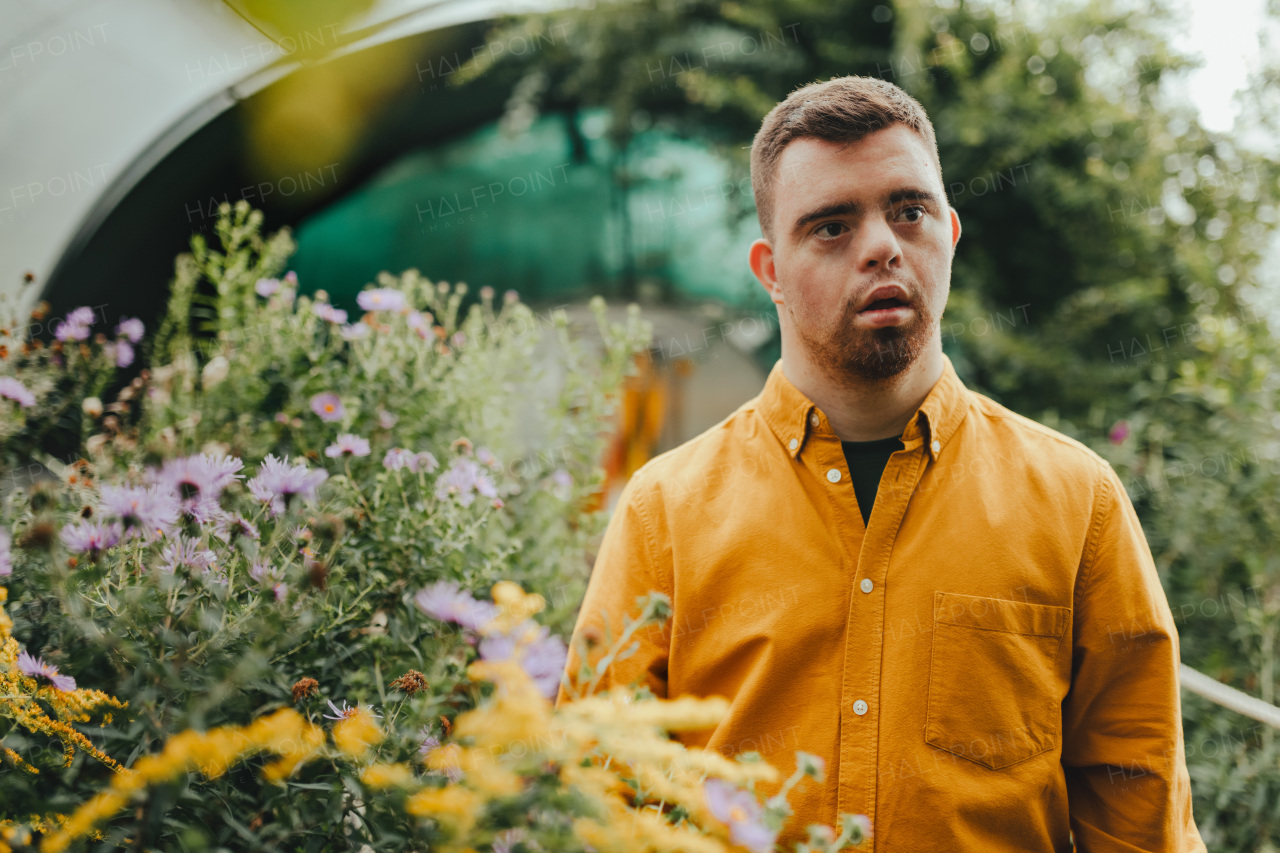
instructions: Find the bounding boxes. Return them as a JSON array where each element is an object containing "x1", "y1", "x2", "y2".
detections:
[{"x1": 793, "y1": 287, "x2": 937, "y2": 383}]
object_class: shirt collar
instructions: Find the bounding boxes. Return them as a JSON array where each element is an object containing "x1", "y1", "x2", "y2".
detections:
[{"x1": 757, "y1": 353, "x2": 970, "y2": 463}]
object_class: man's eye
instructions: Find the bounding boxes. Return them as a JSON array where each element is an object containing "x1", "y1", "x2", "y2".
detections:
[
  {"x1": 897, "y1": 205, "x2": 926, "y2": 223},
  {"x1": 815, "y1": 222, "x2": 847, "y2": 239}
]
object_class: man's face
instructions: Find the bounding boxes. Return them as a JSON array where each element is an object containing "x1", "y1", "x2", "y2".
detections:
[{"x1": 750, "y1": 123, "x2": 961, "y2": 383}]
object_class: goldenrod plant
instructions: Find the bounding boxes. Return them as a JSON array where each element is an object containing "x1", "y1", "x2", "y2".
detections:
[{"x1": 31, "y1": 582, "x2": 869, "y2": 853}]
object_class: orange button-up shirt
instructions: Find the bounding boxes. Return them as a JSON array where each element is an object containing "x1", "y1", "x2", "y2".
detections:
[{"x1": 556, "y1": 355, "x2": 1204, "y2": 852}]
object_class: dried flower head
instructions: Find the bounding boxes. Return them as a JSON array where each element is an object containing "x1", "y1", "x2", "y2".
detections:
[
  {"x1": 291, "y1": 678, "x2": 319, "y2": 704},
  {"x1": 390, "y1": 670, "x2": 428, "y2": 696}
]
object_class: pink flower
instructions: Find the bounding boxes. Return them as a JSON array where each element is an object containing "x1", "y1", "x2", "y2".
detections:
[
  {"x1": 1109, "y1": 420, "x2": 1130, "y2": 444},
  {"x1": 54, "y1": 306, "x2": 94, "y2": 341},
  {"x1": 112, "y1": 340, "x2": 135, "y2": 368},
  {"x1": 414, "y1": 581, "x2": 499, "y2": 631},
  {"x1": 325, "y1": 434, "x2": 371, "y2": 458},
  {"x1": 340, "y1": 323, "x2": 370, "y2": 341},
  {"x1": 247, "y1": 455, "x2": 329, "y2": 515},
  {"x1": 0, "y1": 528, "x2": 12, "y2": 576},
  {"x1": 314, "y1": 303, "x2": 348, "y2": 324},
  {"x1": 703, "y1": 778, "x2": 777, "y2": 853},
  {"x1": 158, "y1": 535, "x2": 217, "y2": 574},
  {"x1": 478, "y1": 620, "x2": 568, "y2": 699},
  {"x1": 255, "y1": 278, "x2": 281, "y2": 297},
  {"x1": 99, "y1": 484, "x2": 179, "y2": 540},
  {"x1": 434, "y1": 457, "x2": 497, "y2": 507},
  {"x1": 150, "y1": 453, "x2": 244, "y2": 523},
  {"x1": 115, "y1": 316, "x2": 145, "y2": 343},
  {"x1": 356, "y1": 288, "x2": 406, "y2": 312},
  {"x1": 0, "y1": 377, "x2": 36, "y2": 407},
  {"x1": 310, "y1": 392, "x2": 345, "y2": 422},
  {"x1": 17, "y1": 651, "x2": 76, "y2": 691},
  {"x1": 59, "y1": 520, "x2": 122, "y2": 558}
]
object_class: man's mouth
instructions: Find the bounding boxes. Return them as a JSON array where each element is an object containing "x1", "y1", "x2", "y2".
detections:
[{"x1": 859, "y1": 297, "x2": 908, "y2": 313}]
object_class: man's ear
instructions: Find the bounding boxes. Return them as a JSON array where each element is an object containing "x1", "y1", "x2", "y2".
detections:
[
  {"x1": 949, "y1": 207, "x2": 962, "y2": 256},
  {"x1": 749, "y1": 238, "x2": 783, "y2": 306}
]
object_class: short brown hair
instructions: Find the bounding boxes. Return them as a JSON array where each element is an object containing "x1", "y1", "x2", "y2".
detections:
[{"x1": 750, "y1": 76, "x2": 944, "y2": 242}]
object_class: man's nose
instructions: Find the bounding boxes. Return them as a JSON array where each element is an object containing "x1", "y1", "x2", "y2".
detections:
[{"x1": 857, "y1": 217, "x2": 903, "y2": 270}]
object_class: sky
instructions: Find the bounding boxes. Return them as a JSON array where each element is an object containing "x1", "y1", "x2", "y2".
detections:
[{"x1": 1173, "y1": 0, "x2": 1273, "y2": 134}]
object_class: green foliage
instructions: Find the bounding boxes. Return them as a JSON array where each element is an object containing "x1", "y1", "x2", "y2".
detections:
[{"x1": 0, "y1": 201, "x2": 654, "y2": 848}]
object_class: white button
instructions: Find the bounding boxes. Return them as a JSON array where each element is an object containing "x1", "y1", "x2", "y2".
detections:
[
  {"x1": 826, "y1": 468, "x2": 841, "y2": 483},
  {"x1": 860, "y1": 578, "x2": 873, "y2": 594},
  {"x1": 853, "y1": 699, "x2": 868, "y2": 715},
  {"x1": 810, "y1": 413, "x2": 820, "y2": 426},
  {"x1": 931, "y1": 440, "x2": 941, "y2": 454},
  {"x1": 789, "y1": 438, "x2": 798, "y2": 451}
]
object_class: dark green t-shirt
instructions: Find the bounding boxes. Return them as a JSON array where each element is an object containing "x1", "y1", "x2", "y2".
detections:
[{"x1": 840, "y1": 435, "x2": 905, "y2": 526}]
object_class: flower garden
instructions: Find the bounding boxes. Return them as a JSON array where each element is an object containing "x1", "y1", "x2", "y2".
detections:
[{"x1": 0, "y1": 202, "x2": 870, "y2": 852}]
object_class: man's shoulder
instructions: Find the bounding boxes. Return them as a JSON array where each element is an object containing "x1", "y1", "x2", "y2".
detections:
[
  {"x1": 964, "y1": 390, "x2": 1113, "y2": 483},
  {"x1": 624, "y1": 396, "x2": 767, "y2": 502}
]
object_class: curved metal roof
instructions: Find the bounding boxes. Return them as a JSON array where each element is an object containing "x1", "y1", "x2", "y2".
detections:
[{"x1": 0, "y1": 0, "x2": 563, "y2": 318}]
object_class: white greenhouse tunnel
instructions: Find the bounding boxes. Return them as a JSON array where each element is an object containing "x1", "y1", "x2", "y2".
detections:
[{"x1": 0, "y1": 0, "x2": 562, "y2": 319}]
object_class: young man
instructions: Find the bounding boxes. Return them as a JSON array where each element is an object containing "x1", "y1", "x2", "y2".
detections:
[{"x1": 555, "y1": 76, "x2": 1204, "y2": 852}]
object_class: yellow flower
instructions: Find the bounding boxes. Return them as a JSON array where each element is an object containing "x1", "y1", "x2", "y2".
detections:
[
  {"x1": 404, "y1": 786, "x2": 484, "y2": 835},
  {"x1": 332, "y1": 707, "x2": 382, "y2": 758},
  {"x1": 361, "y1": 762, "x2": 414, "y2": 789},
  {"x1": 41, "y1": 709, "x2": 323, "y2": 853}
]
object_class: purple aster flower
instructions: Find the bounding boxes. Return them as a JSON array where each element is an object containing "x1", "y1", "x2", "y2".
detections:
[
  {"x1": 59, "y1": 520, "x2": 122, "y2": 559},
  {"x1": 99, "y1": 484, "x2": 179, "y2": 540},
  {"x1": 476, "y1": 447, "x2": 499, "y2": 468},
  {"x1": 151, "y1": 453, "x2": 244, "y2": 523},
  {"x1": 356, "y1": 288, "x2": 406, "y2": 312},
  {"x1": 115, "y1": 316, "x2": 145, "y2": 343},
  {"x1": 112, "y1": 339, "x2": 135, "y2": 369},
  {"x1": 382, "y1": 448, "x2": 415, "y2": 471},
  {"x1": 384, "y1": 448, "x2": 440, "y2": 475},
  {"x1": 1109, "y1": 420, "x2": 1130, "y2": 445},
  {"x1": 405, "y1": 311, "x2": 426, "y2": 331},
  {"x1": 1, "y1": 528, "x2": 12, "y2": 577},
  {"x1": 377, "y1": 409, "x2": 398, "y2": 429},
  {"x1": 323, "y1": 699, "x2": 380, "y2": 722},
  {"x1": 249, "y1": 560, "x2": 287, "y2": 599},
  {"x1": 17, "y1": 651, "x2": 76, "y2": 692},
  {"x1": 478, "y1": 621, "x2": 568, "y2": 700},
  {"x1": 247, "y1": 455, "x2": 329, "y2": 516},
  {"x1": 284, "y1": 271, "x2": 298, "y2": 284},
  {"x1": 339, "y1": 323, "x2": 370, "y2": 341},
  {"x1": 158, "y1": 535, "x2": 217, "y2": 574},
  {"x1": 314, "y1": 303, "x2": 348, "y2": 324},
  {"x1": 703, "y1": 778, "x2": 777, "y2": 853},
  {"x1": 434, "y1": 457, "x2": 497, "y2": 508},
  {"x1": 417, "y1": 728, "x2": 463, "y2": 781},
  {"x1": 211, "y1": 512, "x2": 259, "y2": 543},
  {"x1": 547, "y1": 468, "x2": 573, "y2": 501},
  {"x1": 0, "y1": 377, "x2": 36, "y2": 407},
  {"x1": 255, "y1": 278, "x2": 281, "y2": 298},
  {"x1": 325, "y1": 434, "x2": 371, "y2": 458},
  {"x1": 414, "y1": 580, "x2": 499, "y2": 631},
  {"x1": 54, "y1": 306, "x2": 94, "y2": 342},
  {"x1": 310, "y1": 392, "x2": 345, "y2": 423}
]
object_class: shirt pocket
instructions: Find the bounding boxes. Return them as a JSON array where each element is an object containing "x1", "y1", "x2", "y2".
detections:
[{"x1": 924, "y1": 591, "x2": 1071, "y2": 770}]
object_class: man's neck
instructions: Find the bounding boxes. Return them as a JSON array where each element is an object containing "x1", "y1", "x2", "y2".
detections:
[{"x1": 780, "y1": 343, "x2": 944, "y2": 443}]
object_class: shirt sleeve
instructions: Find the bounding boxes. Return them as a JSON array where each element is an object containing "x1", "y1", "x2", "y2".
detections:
[
  {"x1": 1061, "y1": 462, "x2": 1205, "y2": 852},
  {"x1": 554, "y1": 471, "x2": 671, "y2": 708}
]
